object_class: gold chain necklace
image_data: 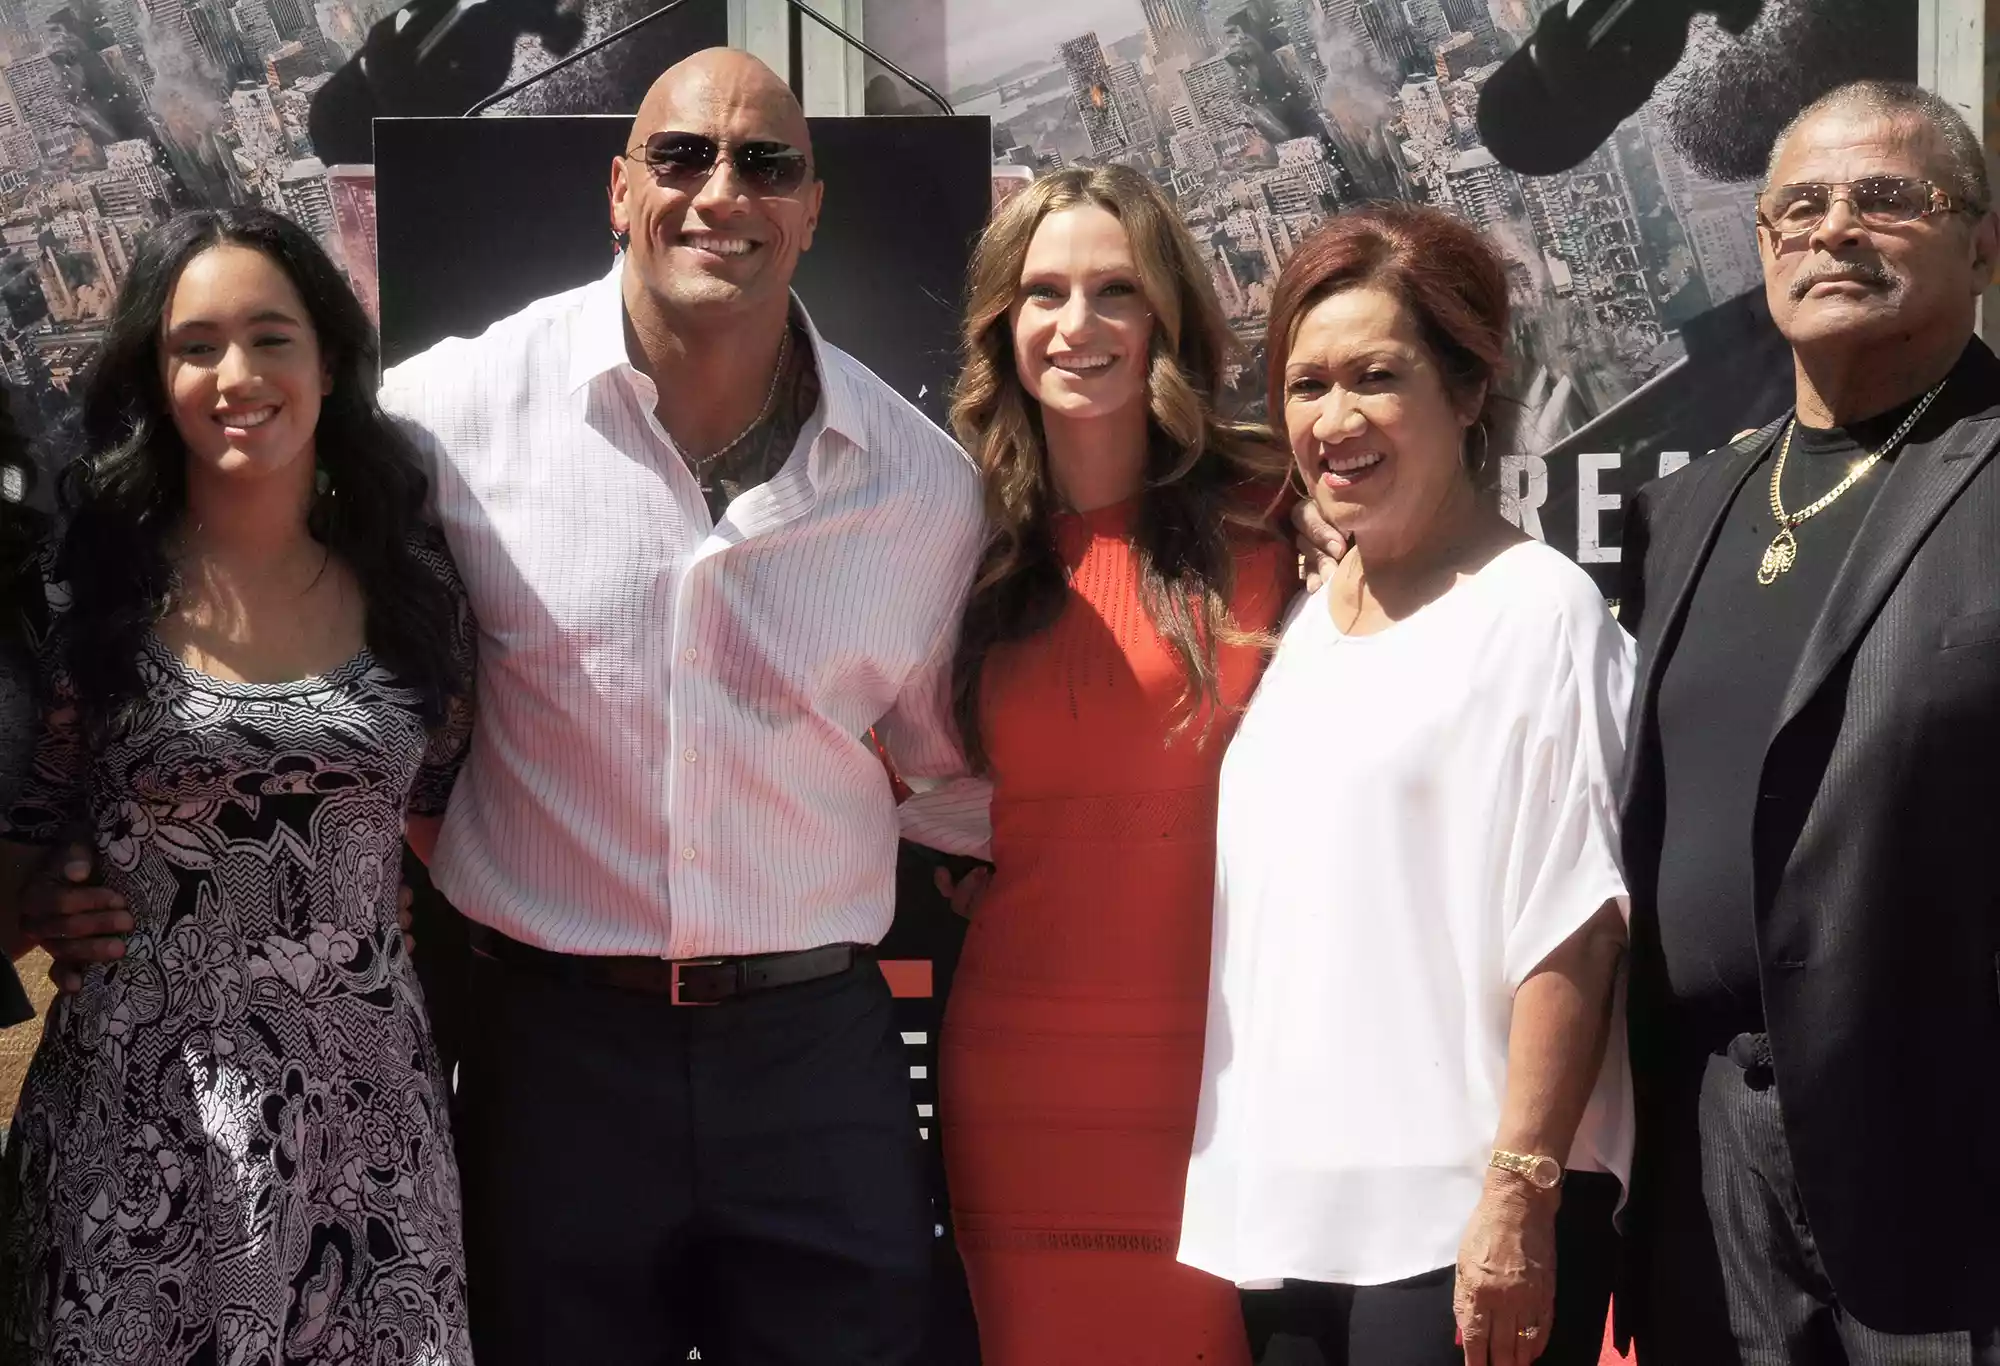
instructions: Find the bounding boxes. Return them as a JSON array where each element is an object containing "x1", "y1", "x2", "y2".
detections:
[
  {"x1": 1756, "y1": 377, "x2": 1947, "y2": 585},
  {"x1": 690, "y1": 326, "x2": 792, "y2": 483}
]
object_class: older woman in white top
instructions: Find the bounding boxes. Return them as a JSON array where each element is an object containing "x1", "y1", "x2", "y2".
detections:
[{"x1": 1180, "y1": 203, "x2": 1635, "y2": 1366}]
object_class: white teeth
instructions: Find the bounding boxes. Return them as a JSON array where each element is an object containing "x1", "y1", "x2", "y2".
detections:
[
  {"x1": 683, "y1": 235, "x2": 754, "y2": 256},
  {"x1": 1324, "y1": 450, "x2": 1383, "y2": 474},
  {"x1": 1051, "y1": 354, "x2": 1114, "y2": 372},
  {"x1": 216, "y1": 407, "x2": 277, "y2": 429}
]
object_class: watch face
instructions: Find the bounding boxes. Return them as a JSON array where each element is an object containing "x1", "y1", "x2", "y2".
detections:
[{"x1": 1530, "y1": 1157, "x2": 1562, "y2": 1190}]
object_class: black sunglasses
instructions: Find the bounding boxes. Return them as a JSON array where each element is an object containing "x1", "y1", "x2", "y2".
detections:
[{"x1": 624, "y1": 132, "x2": 811, "y2": 196}]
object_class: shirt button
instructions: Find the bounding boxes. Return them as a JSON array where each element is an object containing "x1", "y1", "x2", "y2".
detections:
[
  {"x1": 683, "y1": 748, "x2": 698, "y2": 763},
  {"x1": 683, "y1": 647, "x2": 699, "y2": 663},
  {"x1": 681, "y1": 846, "x2": 696, "y2": 860}
]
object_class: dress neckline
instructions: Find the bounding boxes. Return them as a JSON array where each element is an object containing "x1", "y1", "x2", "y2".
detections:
[
  {"x1": 142, "y1": 633, "x2": 378, "y2": 698},
  {"x1": 1056, "y1": 494, "x2": 1139, "y2": 534},
  {"x1": 1316, "y1": 540, "x2": 1537, "y2": 644}
]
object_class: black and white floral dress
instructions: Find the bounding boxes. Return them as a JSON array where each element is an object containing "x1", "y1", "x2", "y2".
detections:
[{"x1": 0, "y1": 531, "x2": 476, "y2": 1366}]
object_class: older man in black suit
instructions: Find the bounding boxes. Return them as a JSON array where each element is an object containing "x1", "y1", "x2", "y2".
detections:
[{"x1": 1617, "y1": 80, "x2": 2000, "y2": 1365}]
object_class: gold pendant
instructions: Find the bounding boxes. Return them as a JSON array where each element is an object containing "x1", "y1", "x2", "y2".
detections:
[{"x1": 1758, "y1": 526, "x2": 1797, "y2": 585}]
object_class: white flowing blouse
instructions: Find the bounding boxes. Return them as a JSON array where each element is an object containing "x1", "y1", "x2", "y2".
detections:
[{"x1": 1179, "y1": 540, "x2": 1637, "y2": 1288}]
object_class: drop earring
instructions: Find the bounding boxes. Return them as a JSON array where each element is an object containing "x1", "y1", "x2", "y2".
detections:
[
  {"x1": 1464, "y1": 423, "x2": 1492, "y2": 479},
  {"x1": 612, "y1": 227, "x2": 631, "y2": 253},
  {"x1": 315, "y1": 464, "x2": 331, "y2": 497}
]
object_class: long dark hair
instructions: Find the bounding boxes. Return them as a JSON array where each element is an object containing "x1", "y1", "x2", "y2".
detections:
[
  {"x1": 947, "y1": 166, "x2": 1285, "y2": 773},
  {"x1": 56, "y1": 206, "x2": 461, "y2": 737}
]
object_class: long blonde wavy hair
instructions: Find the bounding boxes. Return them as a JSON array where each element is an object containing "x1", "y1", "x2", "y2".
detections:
[{"x1": 948, "y1": 165, "x2": 1285, "y2": 772}]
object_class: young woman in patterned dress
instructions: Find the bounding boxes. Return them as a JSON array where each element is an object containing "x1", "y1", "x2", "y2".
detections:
[
  {"x1": 0, "y1": 207, "x2": 475, "y2": 1365},
  {"x1": 930, "y1": 165, "x2": 1289, "y2": 1364}
]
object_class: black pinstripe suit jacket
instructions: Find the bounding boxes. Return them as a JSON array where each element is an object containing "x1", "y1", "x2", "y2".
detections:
[{"x1": 1617, "y1": 336, "x2": 2000, "y2": 1335}]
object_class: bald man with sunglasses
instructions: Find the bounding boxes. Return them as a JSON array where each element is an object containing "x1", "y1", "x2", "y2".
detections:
[{"x1": 373, "y1": 48, "x2": 984, "y2": 1365}]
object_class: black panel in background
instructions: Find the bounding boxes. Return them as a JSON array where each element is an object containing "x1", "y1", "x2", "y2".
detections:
[{"x1": 374, "y1": 114, "x2": 991, "y2": 428}]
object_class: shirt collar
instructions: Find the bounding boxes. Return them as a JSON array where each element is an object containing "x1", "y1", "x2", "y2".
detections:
[
  {"x1": 568, "y1": 257, "x2": 870, "y2": 455},
  {"x1": 566, "y1": 259, "x2": 631, "y2": 395},
  {"x1": 795, "y1": 300, "x2": 868, "y2": 454}
]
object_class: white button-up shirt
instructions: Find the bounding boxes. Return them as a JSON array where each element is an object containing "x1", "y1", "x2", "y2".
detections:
[{"x1": 380, "y1": 261, "x2": 986, "y2": 957}]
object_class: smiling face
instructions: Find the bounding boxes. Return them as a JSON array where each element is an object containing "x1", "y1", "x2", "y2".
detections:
[
  {"x1": 160, "y1": 242, "x2": 329, "y2": 487},
  {"x1": 610, "y1": 50, "x2": 823, "y2": 328},
  {"x1": 1760, "y1": 104, "x2": 1995, "y2": 358},
  {"x1": 1010, "y1": 205, "x2": 1154, "y2": 426},
  {"x1": 1282, "y1": 284, "x2": 1480, "y2": 546}
]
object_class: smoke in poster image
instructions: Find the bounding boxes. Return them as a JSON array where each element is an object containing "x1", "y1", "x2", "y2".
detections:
[
  {"x1": 0, "y1": 0, "x2": 721, "y2": 453},
  {"x1": 865, "y1": 0, "x2": 1918, "y2": 573},
  {"x1": 0, "y1": 0, "x2": 1928, "y2": 550},
  {"x1": 0, "y1": 0, "x2": 373, "y2": 435}
]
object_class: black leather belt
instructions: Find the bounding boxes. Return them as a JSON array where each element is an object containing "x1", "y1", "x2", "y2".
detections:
[{"x1": 467, "y1": 925, "x2": 864, "y2": 1005}]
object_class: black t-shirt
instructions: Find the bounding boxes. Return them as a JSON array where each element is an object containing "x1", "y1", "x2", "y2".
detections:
[{"x1": 1653, "y1": 363, "x2": 1978, "y2": 1050}]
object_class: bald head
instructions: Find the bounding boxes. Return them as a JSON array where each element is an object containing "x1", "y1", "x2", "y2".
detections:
[
  {"x1": 632, "y1": 48, "x2": 814, "y2": 174},
  {"x1": 609, "y1": 45, "x2": 824, "y2": 339}
]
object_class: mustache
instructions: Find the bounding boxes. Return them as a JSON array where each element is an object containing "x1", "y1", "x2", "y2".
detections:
[{"x1": 1791, "y1": 259, "x2": 1896, "y2": 300}]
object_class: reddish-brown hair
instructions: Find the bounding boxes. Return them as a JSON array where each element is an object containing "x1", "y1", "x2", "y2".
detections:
[{"x1": 1264, "y1": 203, "x2": 1513, "y2": 460}]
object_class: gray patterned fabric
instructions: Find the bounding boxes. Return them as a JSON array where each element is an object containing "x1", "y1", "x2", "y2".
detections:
[
  {"x1": 1642, "y1": 1042, "x2": 2000, "y2": 1365},
  {"x1": 0, "y1": 530, "x2": 475, "y2": 1366}
]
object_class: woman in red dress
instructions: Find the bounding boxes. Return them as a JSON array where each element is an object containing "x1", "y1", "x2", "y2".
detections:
[{"x1": 936, "y1": 165, "x2": 1289, "y2": 1364}]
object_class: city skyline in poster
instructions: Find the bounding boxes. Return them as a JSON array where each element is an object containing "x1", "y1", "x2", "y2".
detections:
[
  {"x1": 860, "y1": 0, "x2": 1920, "y2": 578},
  {"x1": 934, "y1": 0, "x2": 1888, "y2": 415},
  {"x1": 0, "y1": 0, "x2": 395, "y2": 437},
  {"x1": 0, "y1": 0, "x2": 723, "y2": 452},
  {"x1": 0, "y1": 0, "x2": 1934, "y2": 565},
  {"x1": 986, "y1": 2, "x2": 1717, "y2": 424}
]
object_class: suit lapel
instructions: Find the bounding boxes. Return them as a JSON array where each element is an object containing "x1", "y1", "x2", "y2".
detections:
[{"x1": 1773, "y1": 409, "x2": 2000, "y2": 736}]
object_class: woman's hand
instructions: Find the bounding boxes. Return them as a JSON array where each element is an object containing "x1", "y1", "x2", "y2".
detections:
[
  {"x1": 1464, "y1": 901, "x2": 1626, "y2": 1360},
  {"x1": 933, "y1": 864, "x2": 992, "y2": 920},
  {"x1": 1454, "y1": 1176, "x2": 1559, "y2": 1365}
]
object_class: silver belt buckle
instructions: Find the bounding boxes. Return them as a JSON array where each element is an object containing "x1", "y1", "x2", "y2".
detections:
[{"x1": 669, "y1": 957, "x2": 725, "y2": 1006}]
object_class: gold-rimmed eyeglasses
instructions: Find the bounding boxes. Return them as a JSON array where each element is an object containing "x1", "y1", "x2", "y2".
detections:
[{"x1": 1756, "y1": 176, "x2": 1984, "y2": 240}]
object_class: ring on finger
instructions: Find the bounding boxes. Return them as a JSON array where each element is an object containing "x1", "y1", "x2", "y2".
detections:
[{"x1": 1518, "y1": 1325, "x2": 1542, "y2": 1339}]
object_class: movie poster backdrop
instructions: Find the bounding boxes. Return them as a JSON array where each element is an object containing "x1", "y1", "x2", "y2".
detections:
[
  {"x1": 0, "y1": 2, "x2": 1938, "y2": 1361},
  {"x1": 0, "y1": 0, "x2": 1938, "y2": 561},
  {"x1": 858, "y1": 0, "x2": 1923, "y2": 595}
]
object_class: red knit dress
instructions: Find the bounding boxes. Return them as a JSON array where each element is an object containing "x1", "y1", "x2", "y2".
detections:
[{"x1": 940, "y1": 497, "x2": 1288, "y2": 1364}]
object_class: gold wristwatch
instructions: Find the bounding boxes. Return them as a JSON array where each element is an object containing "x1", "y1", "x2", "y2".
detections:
[{"x1": 1490, "y1": 1148, "x2": 1563, "y2": 1191}]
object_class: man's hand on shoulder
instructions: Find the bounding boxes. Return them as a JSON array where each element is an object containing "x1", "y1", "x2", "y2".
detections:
[
  {"x1": 23, "y1": 841, "x2": 132, "y2": 994},
  {"x1": 1290, "y1": 499, "x2": 1348, "y2": 592}
]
